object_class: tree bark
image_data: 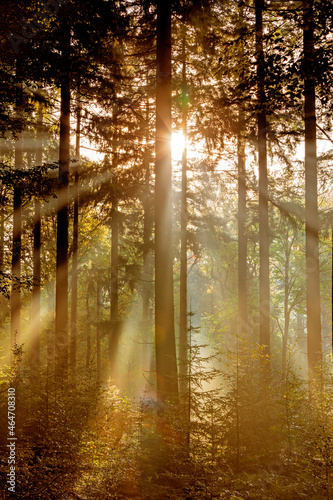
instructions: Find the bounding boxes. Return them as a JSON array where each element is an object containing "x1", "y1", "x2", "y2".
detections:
[
  {"x1": 142, "y1": 164, "x2": 153, "y2": 380},
  {"x1": 237, "y1": 2, "x2": 248, "y2": 341},
  {"x1": 303, "y1": 0, "x2": 322, "y2": 378},
  {"x1": 237, "y1": 120, "x2": 248, "y2": 337},
  {"x1": 11, "y1": 65, "x2": 23, "y2": 350},
  {"x1": 109, "y1": 202, "x2": 119, "y2": 379},
  {"x1": 96, "y1": 278, "x2": 101, "y2": 382},
  {"x1": 11, "y1": 159, "x2": 22, "y2": 350},
  {"x1": 255, "y1": 0, "x2": 270, "y2": 365},
  {"x1": 70, "y1": 103, "x2": 80, "y2": 378},
  {"x1": 179, "y1": 31, "x2": 188, "y2": 398},
  {"x1": 55, "y1": 33, "x2": 70, "y2": 382},
  {"x1": 282, "y1": 241, "x2": 290, "y2": 375},
  {"x1": 31, "y1": 103, "x2": 43, "y2": 366},
  {"x1": 155, "y1": 0, "x2": 178, "y2": 401},
  {"x1": 86, "y1": 285, "x2": 91, "y2": 371}
]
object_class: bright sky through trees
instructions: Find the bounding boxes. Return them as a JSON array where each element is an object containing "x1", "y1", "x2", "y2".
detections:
[{"x1": 171, "y1": 131, "x2": 186, "y2": 161}]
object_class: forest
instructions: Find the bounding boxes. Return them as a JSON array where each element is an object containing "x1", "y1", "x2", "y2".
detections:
[{"x1": 0, "y1": 0, "x2": 333, "y2": 498}]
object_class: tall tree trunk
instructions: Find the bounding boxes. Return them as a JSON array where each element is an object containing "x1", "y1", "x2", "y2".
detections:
[
  {"x1": 235, "y1": 2, "x2": 247, "y2": 455},
  {"x1": 55, "y1": 33, "x2": 70, "y2": 383},
  {"x1": 31, "y1": 104, "x2": 43, "y2": 366},
  {"x1": 237, "y1": 118, "x2": 247, "y2": 337},
  {"x1": 142, "y1": 164, "x2": 153, "y2": 380},
  {"x1": 109, "y1": 202, "x2": 119, "y2": 379},
  {"x1": 155, "y1": 0, "x2": 178, "y2": 401},
  {"x1": 237, "y1": 2, "x2": 248, "y2": 340},
  {"x1": 296, "y1": 312, "x2": 306, "y2": 365},
  {"x1": 179, "y1": 31, "x2": 188, "y2": 398},
  {"x1": 255, "y1": 0, "x2": 270, "y2": 366},
  {"x1": 86, "y1": 285, "x2": 91, "y2": 371},
  {"x1": 282, "y1": 238, "x2": 290, "y2": 375},
  {"x1": 96, "y1": 278, "x2": 101, "y2": 382},
  {"x1": 142, "y1": 171, "x2": 151, "y2": 324},
  {"x1": 142, "y1": 89, "x2": 154, "y2": 390},
  {"x1": 11, "y1": 163, "x2": 22, "y2": 349},
  {"x1": 70, "y1": 103, "x2": 80, "y2": 378},
  {"x1": 11, "y1": 67, "x2": 23, "y2": 350},
  {"x1": 303, "y1": 0, "x2": 322, "y2": 378}
]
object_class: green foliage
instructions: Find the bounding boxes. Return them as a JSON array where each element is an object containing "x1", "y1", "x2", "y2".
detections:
[
  {"x1": 2, "y1": 345, "x2": 333, "y2": 498},
  {"x1": 0, "y1": 161, "x2": 58, "y2": 199}
]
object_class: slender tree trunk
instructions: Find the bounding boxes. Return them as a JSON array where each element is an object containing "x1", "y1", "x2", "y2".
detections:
[
  {"x1": 282, "y1": 244, "x2": 290, "y2": 375},
  {"x1": 142, "y1": 88, "x2": 153, "y2": 380},
  {"x1": 303, "y1": 0, "x2": 322, "y2": 378},
  {"x1": 237, "y1": 112, "x2": 247, "y2": 338},
  {"x1": 70, "y1": 104, "x2": 80, "y2": 378},
  {"x1": 55, "y1": 34, "x2": 70, "y2": 382},
  {"x1": 11, "y1": 67, "x2": 23, "y2": 350},
  {"x1": 236, "y1": 0, "x2": 245, "y2": 448},
  {"x1": 142, "y1": 165, "x2": 153, "y2": 379},
  {"x1": 142, "y1": 171, "x2": 151, "y2": 323},
  {"x1": 237, "y1": 2, "x2": 248, "y2": 344},
  {"x1": 296, "y1": 312, "x2": 306, "y2": 363},
  {"x1": 179, "y1": 31, "x2": 188, "y2": 398},
  {"x1": 155, "y1": 0, "x2": 178, "y2": 401},
  {"x1": 86, "y1": 285, "x2": 91, "y2": 371},
  {"x1": 108, "y1": 108, "x2": 120, "y2": 380},
  {"x1": 109, "y1": 202, "x2": 119, "y2": 379},
  {"x1": 282, "y1": 313, "x2": 290, "y2": 376},
  {"x1": 11, "y1": 164, "x2": 22, "y2": 349},
  {"x1": 235, "y1": 340, "x2": 240, "y2": 472},
  {"x1": 31, "y1": 104, "x2": 43, "y2": 366},
  {"x1": 255, "y1": 0, "x2": 270, "y2": 365},
  {"x1": 96, "y1": 278, "x2": 101, "y2": 382},
  {"x1": 186, "y1": 304, "x2": 192, "y2": 452},
  {"x1": 282, "y1": 230, "x2": 295, "y2": 376}
]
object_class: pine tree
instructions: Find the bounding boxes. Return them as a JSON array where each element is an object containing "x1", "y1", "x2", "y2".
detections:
[
  {"x1": 155, "y1": 0, "x2": 179, "y2": 400},
  {"x1": 237, "y1": 1, "x2": 248, "y2": 339},
  {"x1": 11, "y1": 61, "x2": 23, "y2": 351},
  {"x1": 69, "y1": 102, "x2": 81, "y2": 379},
  {"x1": 31, "y1": 102, "x2": 43, "y2": 367},
  {"x1": 255, "y1": 0, "x2": 270, "y2": 372},
  {"x1": 179, "y1": 27, "x2": 188, "y2": 398},
  {"x1": 303, "y1": 0, "x2": 322, "y2": 380},
  {"x1": 55, "y1": 18, "x2": 70, "y2": 382}
]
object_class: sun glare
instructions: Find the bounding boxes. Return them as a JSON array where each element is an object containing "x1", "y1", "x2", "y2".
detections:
[{"x1": 171, "y1": 131, "x2": 186, "y2": 161}]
